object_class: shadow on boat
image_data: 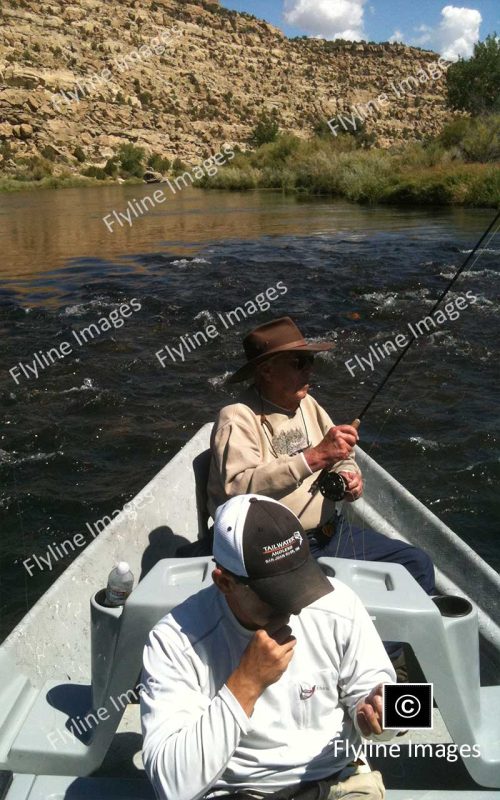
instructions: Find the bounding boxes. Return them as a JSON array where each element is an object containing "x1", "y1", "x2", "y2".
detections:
[{"x1": 139, "y1": 526, "x2": 189, "y2": 581}]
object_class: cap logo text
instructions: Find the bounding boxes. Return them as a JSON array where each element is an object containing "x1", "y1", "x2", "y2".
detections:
[{"x1": 262, "y1": 531, "x2": 303, "y2": 564}]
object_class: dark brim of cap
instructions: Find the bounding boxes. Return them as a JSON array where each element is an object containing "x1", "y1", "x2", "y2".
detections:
[
  {"x1": 227, "y1": 341, "x2": 334, "y2": 384},
  {"x1": 247, "y1": 555, "x2": 333, "y2": 614}
]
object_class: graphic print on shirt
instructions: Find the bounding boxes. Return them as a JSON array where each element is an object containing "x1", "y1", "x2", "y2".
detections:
[
  {"x1": 289, "y1": 671, "x2": 336, "y2": 729},
  {"x1": 272, "y1": 426, "x2": 309, "y2": 456}
]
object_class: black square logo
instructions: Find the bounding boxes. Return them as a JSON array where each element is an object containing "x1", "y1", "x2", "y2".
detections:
[{"x1": 383, "y1": 683, "x2": 433, "y2": 730}]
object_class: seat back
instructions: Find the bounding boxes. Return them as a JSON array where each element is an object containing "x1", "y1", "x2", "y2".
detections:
[{"x1": 192, "y1": 448, "x2": 212, "y2": 539}]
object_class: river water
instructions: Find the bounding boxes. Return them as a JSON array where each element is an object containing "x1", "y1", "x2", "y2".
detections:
[{"x1": 0, "y1": 185, "x2": 498, "y2": 640}]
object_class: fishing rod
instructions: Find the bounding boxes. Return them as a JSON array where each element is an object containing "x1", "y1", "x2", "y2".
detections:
[{"x1": 311, "y1": 208, "x2": 500, "y2": 503}]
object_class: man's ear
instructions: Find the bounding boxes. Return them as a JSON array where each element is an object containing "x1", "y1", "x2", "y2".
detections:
[{"x1": 212, "y1": 567, "x2": 237, "y2": 596}]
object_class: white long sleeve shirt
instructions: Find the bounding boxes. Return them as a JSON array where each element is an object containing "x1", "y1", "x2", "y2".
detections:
[{"x1": 141, "y1": 578, "x2": 395, "y2": 800}]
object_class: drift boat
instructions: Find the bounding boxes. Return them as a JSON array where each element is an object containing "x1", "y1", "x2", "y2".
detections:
[{"x1": 1, "y1": 423, "x2": 500, "y2": 799}]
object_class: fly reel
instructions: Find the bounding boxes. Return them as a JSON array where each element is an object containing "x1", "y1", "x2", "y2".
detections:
[{"x1": 310, "y1": 470, "x2": 347, "y2": 501}]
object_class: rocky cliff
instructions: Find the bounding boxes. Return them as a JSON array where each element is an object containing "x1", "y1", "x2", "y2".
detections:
[{"x1": 0, "y1": 0, "x2": 453, "y2": 174}]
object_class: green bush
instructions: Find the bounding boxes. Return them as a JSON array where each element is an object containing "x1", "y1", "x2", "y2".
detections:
[
  {"x1": 117, "y1": 143, "x2": 145, "y2": 177},
  {"x1": 199, "y1": 166, "x2": 259, "y2": 190},
  {"x1": 255, "y1": 134, "x2": 301, "y2": 168},
  {"x1": 249, "y1": 111, "x2": 280, "y2": 147},
  {"x1": 313, "y1": 119, "x2": 335, "y2": 139},
  {"x1": 447, "y1": 35, "x2": 500, "y2": 115},
  {"x1": 104, "y1": 157, "x2": 119, "y2": 177},
  {"x1": 82, "y1": 165, "x2": 107, "y2": 179},
  {"x1": 381, "y1": 175, "x2": 454, "y2": 206},
  {"x1": 41, "y1": 146, "x2": 57, "y2": 162},
  {"x1": 73, "y1": 145, "x2": 86, "y2": 163},
  {"x1": 0, "y1": 140, "x2": 12, "y2": 161},
  {"x1": 460, "y1": 115, "x2": 500, "y2": 162},
  {"x1": 171, "y1": 157, "x2": 188, "y2": 175},
  {"x1": 438, "y1": 115, "x2": 500, "y2": 162},
  {"x1": 9, "y1": 158, "x2": 47, "y2": 181},
  {"x1": 147, "y1": 152, "x2": 171, "y2": 173},
  {"x1": 139, "y1": 91, "x2": 153, "y2": 107},
  {"x1": 462, "y1": 165, "x2": 500, "y2": 206},
  {"x1": 438, "y1": 117, "x2": 471, "y2": 148}
]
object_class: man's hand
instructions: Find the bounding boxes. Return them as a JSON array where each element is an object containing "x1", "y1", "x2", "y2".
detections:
[
  {"x1": 304, "y1": 425, "x2": 359, "y2": 473},
  {"x1": 226, "y1": 624, "x2": 296, "y2": 717},
  {"x1": 356, "y1": 683, "x2": 384, "y2": 736},
  {"x1": 339, "y1": 471, "x2": 363, "y2": 502}
]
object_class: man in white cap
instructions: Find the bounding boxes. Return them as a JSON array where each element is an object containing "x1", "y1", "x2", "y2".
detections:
[{"x1": 141, "y1": 495, "x2": 395, "y2": 800}]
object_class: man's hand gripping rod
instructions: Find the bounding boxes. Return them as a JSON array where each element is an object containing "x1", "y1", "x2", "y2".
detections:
[{"x1": 309, "y1": 419, "x2": 361, "y2": 501}]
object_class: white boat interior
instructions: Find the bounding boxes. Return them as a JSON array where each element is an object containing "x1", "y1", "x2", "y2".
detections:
[{"x1": 1, "y1": 423, "x2": 500, "y2": 799}]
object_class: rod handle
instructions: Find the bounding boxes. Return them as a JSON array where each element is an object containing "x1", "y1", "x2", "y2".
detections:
[{"x1": 351, "y1": 418, "x2": 361, "y2": 430}]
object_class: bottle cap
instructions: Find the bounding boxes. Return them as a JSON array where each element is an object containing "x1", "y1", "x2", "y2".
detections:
[{"x1": 116, "y1": 561, "x2": 130, "y2": 575}]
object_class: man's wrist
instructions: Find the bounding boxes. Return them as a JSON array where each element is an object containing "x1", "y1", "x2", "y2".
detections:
[
  {"x1": 226, "y1": 669, "x2": 263, "y2": 717},
  {"x1": 303, "y1": 447, "x2": 328, "y2": 473}
]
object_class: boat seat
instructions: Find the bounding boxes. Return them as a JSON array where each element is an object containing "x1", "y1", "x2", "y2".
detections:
[
  {"x1": 4, "y1": 557, "x2": 500, "y2": 790},
  {"x1": 192, "y1": 448, "x2": 212, "y2": 539}
]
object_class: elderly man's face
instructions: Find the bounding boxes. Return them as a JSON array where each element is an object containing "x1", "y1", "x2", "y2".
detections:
[{"x1": 259, "y1": 352, "x2": 315, "y2": 410}]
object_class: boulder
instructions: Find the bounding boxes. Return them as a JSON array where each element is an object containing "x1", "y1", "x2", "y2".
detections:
[
  {"x1": 26, "y1": 96, "x2": 42, "y2": 112},
  {"x1": 63, "y1": 5, "x2": 86, "y2": 21},
  {"x1": 13, "y1": 123, "x2": 34, "y2": 139},
  {"x1": 0, "y1": 122, "x2": 14, "y2": 138},
  {"x1": 4, "y1": 66, "x2": 42, "y2": 90},
  {"x1": 99, "y1": 146, "x2": 114, "y2": 159},
  {"x1": 143, "y1": 170, "x2": 163, "y2": 183}
]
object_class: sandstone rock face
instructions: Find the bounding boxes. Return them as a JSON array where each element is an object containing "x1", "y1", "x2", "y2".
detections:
[{"x1": 0, "y1": 0, "x2": 452, "y2": 171}]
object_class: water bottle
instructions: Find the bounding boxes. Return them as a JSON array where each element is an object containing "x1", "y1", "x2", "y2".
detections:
[{"x1": 105, "y1": 561, "x2": 134, "y2": 607}]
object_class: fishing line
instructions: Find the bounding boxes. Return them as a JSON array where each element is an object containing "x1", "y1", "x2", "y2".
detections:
[
  {"x1": 357, "y1": 208, "x2": 500, "y2": 423},
  {"x1": 311, "y1": 208, "x2": 500, "y2": 503}
]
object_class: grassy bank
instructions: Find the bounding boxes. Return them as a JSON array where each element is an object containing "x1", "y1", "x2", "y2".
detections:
[
  {"x1": 0, "y1": 174, "x2": 145, "y2": 193},
  {"x1": 0, "y1": 174, "x2": 107, "y2": 193},
  {"x1": 0, "y1": 142, "x2": 161, "y2": 194},
  {"x1": 198, "y1": 115, "x2": 500, "y2": 207},
  {"x1": 1, "y1": 116, "x2": 498, "y2": 205}
]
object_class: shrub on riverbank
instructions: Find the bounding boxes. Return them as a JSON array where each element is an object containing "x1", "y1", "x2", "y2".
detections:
[{"x1": 199, "y1": 114, "x2": 500, "y2": 207}]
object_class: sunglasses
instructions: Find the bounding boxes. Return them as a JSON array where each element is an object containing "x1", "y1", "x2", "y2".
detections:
[{"x1": 287, "y1": 354, "x2": 316, "y2": 370}]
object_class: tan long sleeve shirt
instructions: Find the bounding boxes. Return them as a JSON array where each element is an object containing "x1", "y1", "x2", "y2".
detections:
[{"x1": 207, "y1": 386, "x2": 361, "y2": 531}]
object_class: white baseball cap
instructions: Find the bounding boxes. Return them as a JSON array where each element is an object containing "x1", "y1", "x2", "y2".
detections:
[{"x1": 213, "y1": 494, "x2": 333, "y2": 613}]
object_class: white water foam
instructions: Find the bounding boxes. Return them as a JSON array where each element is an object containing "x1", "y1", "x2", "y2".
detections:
[
  {"x1": 208, "y1": 371, "x2": 231, "y2": 388},
  {"x1": 410, "y1": 436, "x2": 439, "y2": 451},
  {"x1": 171, "y1": 258, "x2": 210, "y2": 266},
  {"x1": 195, "y1": 309, "x2": 215, "y2": 325},
  {"x1": 0, "y1": 448, "x2": 60, "y2": 465},
  {"x1": 61, "y1": 378, "x2": 96, "y2": 393}
]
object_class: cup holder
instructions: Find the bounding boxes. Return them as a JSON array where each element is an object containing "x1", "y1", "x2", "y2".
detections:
[
  {"x1": 432, "y1": 595, "x2": 473, "y2": 617},
  {"x1": 94, "y1": 588, "x2": 108, "y2": 607}
]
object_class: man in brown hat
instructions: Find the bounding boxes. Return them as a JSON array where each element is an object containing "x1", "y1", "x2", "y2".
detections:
[{"x1": 207, "y1": 317, "x2": 435, "y2": 672}]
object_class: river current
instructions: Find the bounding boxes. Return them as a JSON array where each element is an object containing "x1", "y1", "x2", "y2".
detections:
[{"x1": 0, "y1": 186, "x2": 498, "y2": 640}]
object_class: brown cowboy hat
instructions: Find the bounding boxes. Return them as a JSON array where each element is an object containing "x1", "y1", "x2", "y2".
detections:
[{"x1": 228, "y1": 316, "x2": 334, "y2": 384}]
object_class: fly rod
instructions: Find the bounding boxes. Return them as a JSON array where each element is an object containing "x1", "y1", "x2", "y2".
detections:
[{"x1": 311, "y1": 208, "x2": 500, "y2": 502}]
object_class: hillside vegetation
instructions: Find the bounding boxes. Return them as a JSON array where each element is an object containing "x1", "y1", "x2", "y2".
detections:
[{"x1": 198, "y1": 115, "x2": 500, "y2": 207}]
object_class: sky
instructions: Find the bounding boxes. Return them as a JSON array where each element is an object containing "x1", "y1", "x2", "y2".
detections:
[{"x1": 222, "y1": 0, "x2": 499, "y2": 59}]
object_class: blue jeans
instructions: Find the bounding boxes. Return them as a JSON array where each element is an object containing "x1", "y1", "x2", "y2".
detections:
[{"x1": 308, "y1": 514, "x2": 436, "y2": 659}]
